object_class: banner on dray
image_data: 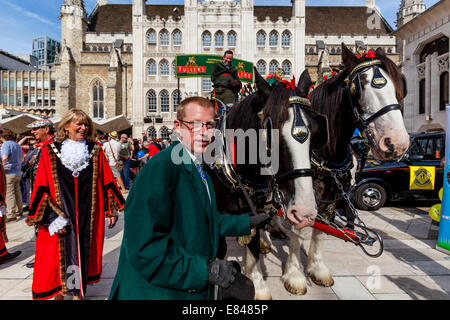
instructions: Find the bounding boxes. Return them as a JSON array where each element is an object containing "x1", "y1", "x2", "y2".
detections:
[{"x1": 175, "y1": 54, "x2": 254, "y2": 83}]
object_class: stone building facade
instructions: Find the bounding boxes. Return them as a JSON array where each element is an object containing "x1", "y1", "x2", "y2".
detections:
[
  {"x1": 394, "y1": 0, "x2": 449, "y2": 133},
  {"x1": 56, "y1": 0, "x2": 398, "y2": 138}
]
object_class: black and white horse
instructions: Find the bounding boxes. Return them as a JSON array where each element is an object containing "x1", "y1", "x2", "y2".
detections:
[{"x1": 280, "y1": 44, "x2": 410, "y2": 295}]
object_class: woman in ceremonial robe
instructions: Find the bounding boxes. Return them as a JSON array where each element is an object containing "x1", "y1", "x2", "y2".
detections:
[{"x1": 26, "y1": 109, "x2": 125, "y2": 300}]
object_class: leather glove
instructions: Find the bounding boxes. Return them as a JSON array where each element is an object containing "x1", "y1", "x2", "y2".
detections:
[
  {"x1": 249, "y1": 212, "x2": 272, "y2": 230},
  {"x1": 208, "y1": 259, "x2": 237, "y2": 288}
]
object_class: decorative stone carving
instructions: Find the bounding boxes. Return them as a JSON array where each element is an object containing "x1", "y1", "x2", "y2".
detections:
[
  {"x1": 417, "y1": 64, "x2": 426, "y2": 78},
  {"x1": 437, "y1": 55, "x2": 449, "y2": 72}
]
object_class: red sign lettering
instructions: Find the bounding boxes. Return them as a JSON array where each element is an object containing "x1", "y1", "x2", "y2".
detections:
[{"x1": 177, "y1": 66, "x2": 207, "y2": 74}]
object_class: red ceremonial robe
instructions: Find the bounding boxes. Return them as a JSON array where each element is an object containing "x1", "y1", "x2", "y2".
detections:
[{"x1": 26, "y1": 141, "x2": 125, "y2": 300}]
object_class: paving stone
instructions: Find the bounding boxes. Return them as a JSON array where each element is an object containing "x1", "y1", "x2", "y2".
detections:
[{"x1": 331, "y1": 276, "x2": 376, "y2": 300}]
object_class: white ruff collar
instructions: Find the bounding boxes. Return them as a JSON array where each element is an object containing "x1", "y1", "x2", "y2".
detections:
[{"x1": 60, "y1": 139, "x2": 90, "y2": 173}]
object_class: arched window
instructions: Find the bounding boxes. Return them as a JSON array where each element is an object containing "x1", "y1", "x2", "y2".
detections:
[
  {"x1": 147, "y1": 59, "x2": 157, "y2": 76},
  {"x1": 215, "y1": 31, "x2": 224, "y2": 47},
  {"x1": 257, "y1": 60, "x2": 266, "y2": 76},
  {"x1": 147, "y1": 29, "x2": 157, "y2": 45},
  {"x1": 147, "y1": 127, "x2": 157, "y2": 139},
  {"x1": 420, "y1": 36, "x2": 449, "y2": 63},
  {"x1": 147, "y1": 90, "x2": 157, "y2": 113},
  {"x1": 309, "y1": 47, "x2": 314, "y2": 54},
  {"x1": 92, "y1": 80, "x2": 104, "y2": 118},
  {"x1": 173, "y1": 30, "x2": 182, "y2": 46},
  {"x1": 282, "y1": 60, "x2": 291, "y2": 76},
  {"x1": 160, "y1": 127, "x2": 170, "y2": 140},
  {"x1": 269, "y1": 60, "x2": 279, "y2": 74},
  {"x1": 202, "y1": 31, "x2": 212, "y2": 47},
  {"x1": 281, "y1": 31, "x2": 291, "y2": 47},
  {"x1": 172, "y1": 61, "x2": 176, "y2": 76},
  {"x1": 419, "y1": 79, "x2": 425, "y2": 114},
  {"x1": 160, "y1": 59, "x2": 170, "y2": 76},
  {"x1": 269, "y1": 31, "x2": 278, "y2": 47},
  {"x1": 160, "y1": 90, "x2": 170, "y2": 112},
  {"x1": 173, "y1": 90, "x2": 182, "y2": 112},
  {"x1": 331, "y1": 48, "x2": 336, "y2": 54},
  {"x1": 227, "y1": 31, "x2": 237, "y2": 47},
  {"x1": 440, "y1": 71, "x2": 449, "y2": 111},
  {"x1": 256, "y1": 31, "x2": 266, "y2": 47},
  {"x1": 160, "y1": 30, "x2": 169, "y2": 46}
]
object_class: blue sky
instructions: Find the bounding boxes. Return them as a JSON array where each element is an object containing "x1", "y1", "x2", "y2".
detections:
[{"x1": 0, "y1": 0, "x2": 440, "y2": 55}]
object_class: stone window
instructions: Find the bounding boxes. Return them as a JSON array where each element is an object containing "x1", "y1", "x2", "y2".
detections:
[
  {"x1": 160, "y1": 127, "x2": 170, "y2": 140},
  {"x1": 440, "y1": 71, "x2": 449, "y2": 111},
  {"x1": 256, "y1": 31, "x2": 266, "y2": 47},
  {"x1": 282, "y1": 60, "x2": 291, "y2": 76},
  {"x1": 215, "y1": 32, "x2": 224, "y2": 47},
  {"x1": 257, "y1": 60, "x2": 266, "y2": 76},
  {"x1": 93, "y1": 80, "x2": 104, "y2": 119},
  {"x1": 420, "y1": 36, "x2": 449, "y2": 63},
  {"x1": 147, "y1": 60, "x2": 157, "y2": 76},
  {"x1": 160, "y1": 60, "x2": 170, "y2": 76},
  {"x1": 202, "y1": 78, "x2": 212, "y2": 93},
  {"x1": 202, "y1": 31, "x2": 212, "y2": 47},
  {"x1": 160, "y1": 30, "x2": 170, "y2": 46},
  {"x1": 269, "y1": 60, "x2": 279, "y2": 74},
  {"x1": 172, "y1": 61, "x2": 176, "y2": 76},
  {"x1": 160, "y1": 90, "x2": 170, "y2": 112},
  {"x1": 173, "y1": 90, "x2": 182, "y2": 112},
  {"x1": 147, "y1": 90, "x2": 157, "y2": 112},
  {"x1": 269, "y1": 31, "x2": 278, "y2": 47},
  {"x1": 147, "y1": 30, "x2": 157, "y2": 45},
  {"x1": 281, "y1": 31, "x2": 290, "y2": 47},
  {"x1": 227, "y1": 31, "x2": 237, "y2": 47},
  {"x1": 148, "y1": 127, "x2": 157, "y2": 139},
  {"x1": 173, "y1": 30, "x2": 182, "y2": 46}
]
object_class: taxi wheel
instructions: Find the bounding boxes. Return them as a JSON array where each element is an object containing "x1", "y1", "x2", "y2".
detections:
[{"x1": 355, "y1": 183, "x2": 387, "y2": 211}]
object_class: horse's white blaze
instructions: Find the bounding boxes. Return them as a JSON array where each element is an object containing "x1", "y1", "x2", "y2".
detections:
[
  {"x1": 360, "y1": 68, "x2": 409, "y2": 159},
  {"x1": 245, "y1": 246, "x2": 272, "y2": 300},
  {"x1": 281, "y1": 108, "x2": 317, "y2": 228}
]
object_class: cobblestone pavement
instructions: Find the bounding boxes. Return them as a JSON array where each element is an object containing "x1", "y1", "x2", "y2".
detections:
[{"x1": 1, "y1": 203, "x2": 449, "y2": 300}]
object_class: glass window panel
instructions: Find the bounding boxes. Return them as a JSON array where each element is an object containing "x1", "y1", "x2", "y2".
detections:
[
  {"x1": 148, "y1": 91, "x2": 157, "y2": 112},
  {"x1": 202, "y1": 32, "x2": 211, "y2": 47},
  {"x1": 269, "y1": 32, "x2": 278, "y2": 47},
  {"x1": 215, "y1": 32, "x2": 224, "y2": 47},
  {"x1": 227, "y1": 32, "x2": 236, "y2": 47},
  {"x1": 173, "y1": 30, "x2": 182, "y2": 46},
  {"x1": 160, "y1": 60, "x2": 169, "y2": 75},
  {"x1": 160, "y1": 91, "x2": 169, "y2": 112},
  {"x1": 160, "y1": 31, "x2": 169, "y2": 46},
  {"x1": 256, "y1": 32, "x2": 265, "y2": 47}
]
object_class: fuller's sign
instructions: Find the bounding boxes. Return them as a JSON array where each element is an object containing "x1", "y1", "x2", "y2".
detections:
[{"x1": 175, "y1": 54, "x2": 254, "y2": 83}]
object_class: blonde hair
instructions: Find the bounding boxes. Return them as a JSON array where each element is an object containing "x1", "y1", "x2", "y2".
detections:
[
  {"x1": 176, "y1": 96, "x2": 214, "y2": 120},
  {"x1": 56, "y1": 109, "x2": 96, "y2": 143}
]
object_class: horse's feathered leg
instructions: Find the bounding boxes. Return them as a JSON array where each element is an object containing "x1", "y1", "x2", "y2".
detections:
[
  {"x1": 282, "y1": 227, "x2": 308, "y2": 295},
  {"x1": 246, "y1": 231, "x2": 272, "y2": 300},
  {"x1": 306, "y1": 228, "x2": 334, "y2": 287}
]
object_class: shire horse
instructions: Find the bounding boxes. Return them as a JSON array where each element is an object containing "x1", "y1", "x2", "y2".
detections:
[
  {"x1": 280, "y1": 43, "x2": 410, "y2": 295},
  {"x1": 209, "y1": 69, "x2": 326, "y2": 300}
]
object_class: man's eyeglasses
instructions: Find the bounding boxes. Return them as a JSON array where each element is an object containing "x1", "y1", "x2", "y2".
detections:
[{"x1": 179, "y1": 120, "x2": 216, "y2": 132}]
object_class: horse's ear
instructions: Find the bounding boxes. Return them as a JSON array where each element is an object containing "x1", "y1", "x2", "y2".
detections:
[
  {"x1": 296, "y1": 69, "x2": 311, "y2": 98},
  {"x1": 254, "y1": 66, "x2": 271, "y2": 99},
  {"x1": 375, "y1": 47, "x2": 386, "y2": 57},
  {"x1": 341, "y1": 43, "x2": 357, "y2": 69}
]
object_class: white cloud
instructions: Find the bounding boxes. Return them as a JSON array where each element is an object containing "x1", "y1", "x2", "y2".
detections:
[{"x1": 4, "y1": 0, "x2": 57, "y2": 27}]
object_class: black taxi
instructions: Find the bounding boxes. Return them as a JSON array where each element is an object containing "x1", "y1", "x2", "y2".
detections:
[{"x1": 353, "y1": 132, "x2": 445, "y2": 210}]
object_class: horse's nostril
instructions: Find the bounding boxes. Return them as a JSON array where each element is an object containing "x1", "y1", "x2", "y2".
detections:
[{"x1": 384, "y1": 137, "x2": 394, "y2": 152}]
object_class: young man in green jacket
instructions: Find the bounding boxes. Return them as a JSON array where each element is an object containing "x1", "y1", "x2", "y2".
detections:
[{"x1": 109, "y1": 97, "x2": 269, "y2": 300}]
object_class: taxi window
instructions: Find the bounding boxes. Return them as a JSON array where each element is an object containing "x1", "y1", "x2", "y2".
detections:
[{"x1": 410, "y1": 136, "x2": 444, "y2": 160}]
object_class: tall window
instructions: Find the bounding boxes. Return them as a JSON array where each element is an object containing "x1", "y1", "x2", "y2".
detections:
[
  {"x1": 172, "y1": 61, "x2": 176, "y2": 76},
  {"x1": 215, "y1": 32, "x2": 224, "y2": 47},
  {"x1": 147, "y1": 90, "x2": 157, "y2": 113},
  {"x1": 160, "y1": 127, "x2": 170, "y2": 140},
  {"x1": 172, "y1": 30, "x2": 182, "y2": 46},
  {"x1": 93, "y1": 80, "x2": 104, "y2": 118},
  {"x1": 147, "y1": 30, "x2": 157, "y2": 45},
  {"x1": 282, "y1": 60, "x2": 291, "y2": 76},
  {"x1": 147, "y1": 59, "x2": 157, "y2": 76},
  {"x1": 148, "y1": 127, "x2": 157, "y2": 139},
  {"x1": 227, "y1": 31, "x2": 237, "y2": 47},
  {"x1": 202, "y1": 31, "x2": 212, "y2": 47},
  {"x1": 202, "y1": 78, "x2": 212, "y2": 93},
  {"x1": 173, "y1": 90, "x2": 182, "y2": 112},
  {"x1": 281, "y1": 31, "x2": 291, "y2": 47},
  {"x1": 160, "y1": 60, "x2": 170, "y2": 76},
  {"x1": 419, "y1": 79, "x2": 425, "y2": 114},
  {"x1": 269, "y1": 31, "x2": 278, "y2": 47},
  {"x1": 269, "y1": 60, "x2": 279, "y2": 74},
  {"x1": 160, "y1": 90, "x2": 170, "y2": 112},
  {"x1": 256, "y1": 31, "x2": 266, "y2": 47},
  {"x1": 440, "y1": 72, "x2": 449, "y2": 111},
  {"x1": 160, "y1": 30, "x2": 169, "y2": 46},
  {"x1": 257, "y1": 60, "x2": 266, "y2": 76}
]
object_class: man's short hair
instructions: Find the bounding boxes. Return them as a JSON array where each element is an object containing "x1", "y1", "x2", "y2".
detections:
[
  {"x1": 176, "y1": 97, "x2": 214, "y2": 120},
  {"x1": 224, "y1": 50, "x2": 233, "y2": 57}
]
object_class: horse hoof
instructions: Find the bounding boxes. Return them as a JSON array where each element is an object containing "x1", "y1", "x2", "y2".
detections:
[
  {"x1": 310, "y1": 274, "x2": 334, "y2": 287},
  {"x1": 283, "y1": 281, "x2": 307, "y2": 295},
  {"x1": 254, "y1": 287, "x2": 273, "y2": 300}
]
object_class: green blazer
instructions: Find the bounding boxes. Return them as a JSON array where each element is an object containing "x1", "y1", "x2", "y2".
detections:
[{"x1": 109, "y1": 141, "x2": 250, "y2": 300}]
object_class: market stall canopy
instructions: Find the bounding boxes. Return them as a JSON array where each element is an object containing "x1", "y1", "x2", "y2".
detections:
[
  {"x1": 0, "y1": 114, "x2": 43, "y2": 134},
  {"x1": 93, "y1": 115, "x2": 132, "y2": 133}
]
